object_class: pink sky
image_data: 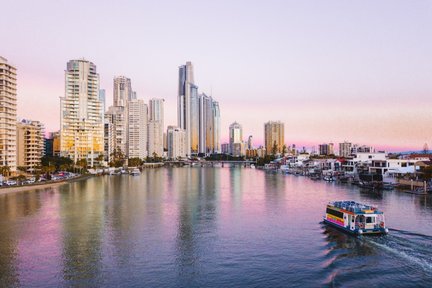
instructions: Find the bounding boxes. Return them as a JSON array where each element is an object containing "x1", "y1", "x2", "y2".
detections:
[{"x1": 2, "y1": 0, "x2": 432, "y2": 152}]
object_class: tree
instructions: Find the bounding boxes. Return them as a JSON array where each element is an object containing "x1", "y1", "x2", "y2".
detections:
[
  {"x1": 76, "y1": 159, "x2": 88, "y2": 168},
  {"x1": 272, "y1": 141, "x2": 278, "y2": 155},
  {"x1": 109, "y1": 147, "x2": 126, "y2": 167},
  {"x1": 41, "y1": 156, "x2": 73, "y2": 171},
  {"x1": 0, "y1": 166, "x2": 11, "y2": 177},
  {"x1": 282, "y1": 144, "x2": 287, "y2": 155},
  {"x1": 128, "y1": 157, "x2": 142, "y2": 167},
  {"x1": 256, "y1": 155, "x2": 275, "y2": 166},
  {"x1": 94, "y1": 154, "x2": 105, "y2": 168}
]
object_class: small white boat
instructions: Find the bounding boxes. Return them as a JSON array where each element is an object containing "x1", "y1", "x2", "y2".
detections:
[{"x1": 130, "y1": 168, "x2": 140, "y2": 176}]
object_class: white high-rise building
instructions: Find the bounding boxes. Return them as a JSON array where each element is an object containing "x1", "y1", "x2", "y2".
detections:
[
  {"x1": 213, "y1": 101, "x2": 221, "y2": 153},
  {"x1": 60, "y1": 59, "x2": 104, "y2": 166},
  {"x1": 128, "y1": 99, "x2": 148, "y2": 159},
  {"x1": 167, "y1": 126, "x2": 187, "y2": 159},
  {"x1": 199, "y1": 93, "x2": 221, "y2": 155},
  {"x1": 113, "y1": 76, "x2": 132, "y2": 107},
  {"x1": 105, "y1": 76, "x2": 134, "y2": 159},
  {"x1": 148, "y1": 98, "x2": 164, "y2": 158},
  {"x1": 148, "y1": 121, "x2": 164, "y2": 158},
  {"x1": 149, "y1": 98, "x2": 164, "y2": 124},
  {"x1": 0, "y1": 56, "x2": 17, "y2": 172}
]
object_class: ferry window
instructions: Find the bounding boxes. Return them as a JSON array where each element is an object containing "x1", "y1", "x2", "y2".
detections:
[
  {"x1": 352, "y1": 217, "x2": 354, "y2": 222},
  {"x1": 366, "y1": 217, "x2": 375, "y2": 224}
]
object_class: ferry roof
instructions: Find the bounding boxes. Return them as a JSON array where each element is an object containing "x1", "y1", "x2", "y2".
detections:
[{"x1": 328, "y1": 201, "x2": 383, "y2": 214}]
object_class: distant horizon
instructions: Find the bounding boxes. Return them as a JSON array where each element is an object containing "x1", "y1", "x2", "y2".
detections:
[{"x1": 2, "y1": 0, "x2": 431, "y2": 153}]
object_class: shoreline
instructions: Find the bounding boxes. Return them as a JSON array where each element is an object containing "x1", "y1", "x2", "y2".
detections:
[{"x1": 0, "y1": 174, "x2": 93, "y2": 196}]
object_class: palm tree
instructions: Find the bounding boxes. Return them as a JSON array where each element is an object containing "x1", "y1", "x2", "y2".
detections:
[{"x1": 0, "y1": 166, "x2": 11, "y2": 177}]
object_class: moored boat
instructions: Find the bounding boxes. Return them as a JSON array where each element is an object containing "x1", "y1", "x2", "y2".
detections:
[
  {"x1": 130, "y1": 168, "x2": 141, "y2": 176},
  {"x1": 323, "y1": 201, "x2": 388, "y2": 235}
]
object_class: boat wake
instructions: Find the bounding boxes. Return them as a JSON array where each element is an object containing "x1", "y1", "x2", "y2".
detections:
[
  {"x1": 321, "y1": 224, "x2": 432, "y2": 287},
  {"x1": 364, "y1": 229, "x2": 432, "y2": 273}
]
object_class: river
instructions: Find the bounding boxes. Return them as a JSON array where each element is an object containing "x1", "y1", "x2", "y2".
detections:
[{"x1": 0, "y1": 167, "x2": 431, "y2": 287}]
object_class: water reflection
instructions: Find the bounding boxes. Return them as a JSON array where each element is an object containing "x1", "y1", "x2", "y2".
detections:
[
  {"x1": 0, "y1": 169, "x2": 431, "y2": 287},
  {"x1": 263, "y1": 172, "x2": 286, "y2": 209},
  {"x1": 176, "y1": 168, "x2": 218, "y2": 285},
  {"x1": 359, "y1": 188, "x2": 383, "y2": 200},
  {"x1": 59, "y1": 180, "x2": 104, "y2": 285},
  {"x1": 0, "y1": 190, "x2": 44, "y2": 287}
]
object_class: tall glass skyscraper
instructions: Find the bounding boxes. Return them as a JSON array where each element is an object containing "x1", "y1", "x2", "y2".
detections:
[
  {"x1": 178, "y1": 62, "x2": 220, "y2": 156},
  {"x1": 178, "y1": 62, "x2": 195, "y2": 156}
]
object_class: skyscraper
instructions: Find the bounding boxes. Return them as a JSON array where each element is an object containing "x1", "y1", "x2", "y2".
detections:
[
  {"x1": 178, "y1": 62, "x2": 221, "y2": 156},
  {"x1": 113, "y1": 76, "x2": 132, "y2": 107},
  {"x1": 229, "y1": 121, "x2": 243, "y2": 156},
  {"x1": 60, "y1": 59, "x2": 104, "y2": 166},
  {"x1": 0, "y1": 56, "x2": 17, "y2": 172},
  {"x1": 199, "y1": 93, "x2": 213, "y2": 154},
  {"x1": 128, "y1": 99, "x2": 148, "y2": 159},
  {"x1": 212, "y1": 101, "x2": 221, "y2": 153},
  {"x1": 148, "y1": 98, "x2": 164, "y2": 158},
  {"x1": 99, "y1": 89, "x2": 106, "y2": 113},
  {"x1": 198, "y1": 93, "x2": 221, "y2": 154},
  {"x1": 264, "y1": 121, "x2": 285, "y2": 155},
  {"x1": 149, "y1": 98, "x2": 164, "y2": 124},
  {"x1": 178, "y1": 62, "x2": 195, "y2": 156},
  {"x1": 148, "y1": 122, "x2": 163, "y2": 157},
  {"x1": 105, "y1": 76, "x2": 133, "y2": 159}
]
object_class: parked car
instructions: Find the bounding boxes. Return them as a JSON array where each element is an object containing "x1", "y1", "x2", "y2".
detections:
[{"x1": 5, "y1": 180, "x2": 17, "y2": 186}]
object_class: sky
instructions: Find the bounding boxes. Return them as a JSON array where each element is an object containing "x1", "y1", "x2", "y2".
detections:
[{"x1": 1, "y1": 0, "x2": 432, "y2": 152}]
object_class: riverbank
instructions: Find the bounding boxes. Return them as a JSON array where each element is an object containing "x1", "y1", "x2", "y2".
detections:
[{"x1": 0, "y1": 174, "x2": 93, "y2": 196}]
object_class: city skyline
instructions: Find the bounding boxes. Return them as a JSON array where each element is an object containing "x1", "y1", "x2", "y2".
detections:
[{"x1": 2, "y1": 1, "x2": 431, "y2": 151}]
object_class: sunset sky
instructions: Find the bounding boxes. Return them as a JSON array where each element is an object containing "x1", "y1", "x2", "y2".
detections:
[{"x1": 1, "y1": 0, "x2": 431, "y2": 152}]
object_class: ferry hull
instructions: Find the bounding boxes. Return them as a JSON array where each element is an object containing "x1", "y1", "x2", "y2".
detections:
[{"x1": 323, "y1": 218, "x2": 387, "y2": 236}]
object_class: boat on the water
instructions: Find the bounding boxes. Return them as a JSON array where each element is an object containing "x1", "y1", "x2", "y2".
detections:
[
  {"x1": 323, "y1": 201, "x2": 389, "y2": 235},
  {"x1": 130, "y1": 168, "x2": 141, "y2": 176}
]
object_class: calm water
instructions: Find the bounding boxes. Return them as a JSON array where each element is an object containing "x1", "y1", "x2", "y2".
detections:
[{"x1": 1, "y1": 167, "x2": 432, "y2": 287}]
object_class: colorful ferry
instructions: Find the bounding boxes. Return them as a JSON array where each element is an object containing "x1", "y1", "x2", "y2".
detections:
[{"x1": 323, "y1": 201, "x2": 389, "y2": 235}]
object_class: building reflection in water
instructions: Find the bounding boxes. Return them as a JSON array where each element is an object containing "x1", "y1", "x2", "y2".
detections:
[
  {"x1": 229, "y1": 167, "x2": 243, "y2": 209},
  {"x1": 263, "y1": 171, "x2": 286, "y2": 210},
  {"x1": 59, "y1": 179, "x2": 104, "y2": 286},
  {"x1": 0, "y1": 190, "x2": 43, "y2": 286},
  {"x1": 175, "y1": 167, "x2": 218, "y2": 284}
]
